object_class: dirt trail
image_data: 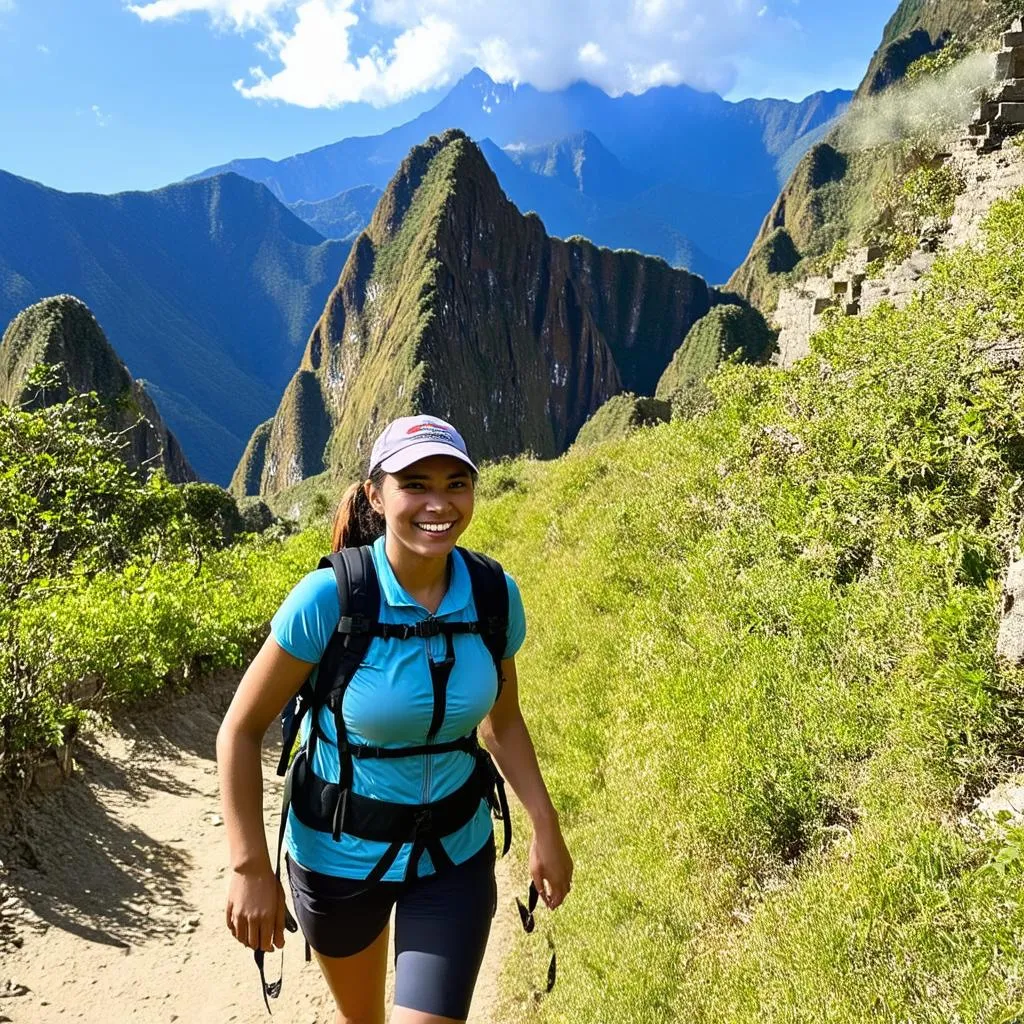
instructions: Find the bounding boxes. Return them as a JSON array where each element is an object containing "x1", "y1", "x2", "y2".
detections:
[{"x1": 0, "y1": 674, "x2": 514, "y2": 1023}]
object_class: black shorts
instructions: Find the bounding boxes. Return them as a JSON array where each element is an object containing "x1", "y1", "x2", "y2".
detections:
[{"x1": 286, "y1": 837, "x2": 497, "y2": 1019}]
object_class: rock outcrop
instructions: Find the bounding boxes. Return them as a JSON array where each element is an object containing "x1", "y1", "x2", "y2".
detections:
[
  {"x1": 0, "y1": 295, "x2": 196, "y2": 483},
  {"x1": 233, "y1": 130, "x2": 717, "y2": 497}
]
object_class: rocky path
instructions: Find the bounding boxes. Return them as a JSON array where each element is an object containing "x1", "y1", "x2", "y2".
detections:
[{"x1": 0, "y1": 674, "x2": 514, "y2": 1023}]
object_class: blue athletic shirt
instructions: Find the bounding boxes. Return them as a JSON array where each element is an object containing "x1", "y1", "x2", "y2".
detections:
[{"x1": 272, "y1": 535, "x2": 526, "y2": 881}]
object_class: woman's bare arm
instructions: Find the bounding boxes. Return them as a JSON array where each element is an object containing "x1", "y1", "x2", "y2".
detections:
[
  {"x1": 480, "y1": 657, "x2": 558, "y2": 829},
  {"x1": 480, "y1": 657, "x2": 573, "y2": 907},
  {"x1": 216, "y1": 634, "x2": 315, "y2": 950}
]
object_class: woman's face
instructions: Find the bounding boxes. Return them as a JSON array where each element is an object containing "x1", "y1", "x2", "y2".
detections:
[{"x1": 365, "y1": 454, "x2": 474, "y2": 560}]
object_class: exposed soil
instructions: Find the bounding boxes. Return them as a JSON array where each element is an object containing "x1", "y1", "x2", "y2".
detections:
[{"x1": 0, "y1": 673, "x2": 514, "y2": 1023}]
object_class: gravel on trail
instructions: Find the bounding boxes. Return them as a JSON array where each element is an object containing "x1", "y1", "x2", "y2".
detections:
[{"x1": 0, "y1": 673, "x2": 514, "y2": 1023}]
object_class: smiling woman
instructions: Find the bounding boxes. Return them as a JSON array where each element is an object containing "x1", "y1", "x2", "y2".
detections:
[{"x1": 216, "y1": 413, "x2": 573, "y2": 1024}]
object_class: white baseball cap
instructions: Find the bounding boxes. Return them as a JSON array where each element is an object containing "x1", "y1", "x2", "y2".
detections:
[{"x1": 368, "y1": 415, "x2": 478, "y2": 476}]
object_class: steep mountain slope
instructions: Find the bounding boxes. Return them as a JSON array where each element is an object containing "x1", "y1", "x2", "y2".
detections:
[
  {"x1": 729, "y1": 0, "x2": 1009, "y2": 310},
  {"x1": 476, "y1": 139, "x2": 731, "y2": 282},
  {"x1": 0, "y1": 295, "x2": 195, "y2": 482},
  {"x1": 193, "y1": 70, "x2": 850, "y2": 277},
  {"x1": 233, "y1": 130, "x2": 718, "y2": 497},
  {"x1": 0, "y1": 171, "x2": 349, "y2": 483},
  {"x1": 858, "y1": 0, "x2": 1008, "y2": 96}
]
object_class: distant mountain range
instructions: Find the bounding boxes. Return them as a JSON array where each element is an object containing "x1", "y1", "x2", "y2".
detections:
[
  {"x1": 0, "y1": 70, "x2": 851, "y2": 486},
  {"x1": 0, "y1": 170, "x2": 349, "y2": 483},
  {"x1": 194, "y1": 69, "x2": 852, "y2": 281}
]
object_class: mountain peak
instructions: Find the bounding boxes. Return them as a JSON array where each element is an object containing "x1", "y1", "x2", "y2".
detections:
[
  {"x1": 454, "y1": 67, "x2": 496, "y2": 90},
  {"x1": 233, "y1": 134, "x2": 719, "y2": 499},
  {"x1": 0, "y1": 295, "x2": 197, "y2": 483}
]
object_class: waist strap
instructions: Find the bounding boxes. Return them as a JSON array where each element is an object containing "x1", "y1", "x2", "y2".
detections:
[{"x1": 288, "y1": 745, "x2": 490, "y2": 843}]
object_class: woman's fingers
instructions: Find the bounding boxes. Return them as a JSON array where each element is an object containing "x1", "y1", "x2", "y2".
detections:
[{"x1": 225, "y1": 870, "x2": 282, "y2": 949}]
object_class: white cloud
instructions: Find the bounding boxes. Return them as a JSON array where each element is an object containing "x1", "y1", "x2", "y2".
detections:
[
  {"x1": 127, "y1": 0, "x2": 289, "y2": 29},
  {"x1": 92, "y1": 105, "x2": 112, "y2": 127},
  {"x1": 130, "y1": 0, "x2": 799, "y2": 108}
]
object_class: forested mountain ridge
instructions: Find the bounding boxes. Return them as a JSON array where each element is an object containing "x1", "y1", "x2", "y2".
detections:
[
  {"x1": 232, "y1": 130, "x2": 721, "y2": 499},
  {"x1": 0, "y1": 170, "x2": 350, "y2": 484}
]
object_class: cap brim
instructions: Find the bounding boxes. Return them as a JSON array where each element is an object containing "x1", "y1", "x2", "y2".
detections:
[{"x1": 377, "y1": 442, "x2": 478, "y2": 474}]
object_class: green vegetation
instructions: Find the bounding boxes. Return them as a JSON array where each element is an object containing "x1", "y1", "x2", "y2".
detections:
[
  {"x1": 11, "y1": 175, "x2": 1024, "y2": 1021},
  {"x1": 905, "y1": 38, "x2": 970, "y2": 82},
  {"x1": 0, "y1": 370, "x2": 314, "y2": 765},
  {"x1": 462, "y1": 188, "x2": 1024, "y2": 1021},
  {"x1": 572, "y1": 394, "x2": 671, "y2": 450},
  {"x1": 656, "y1": 304, "x2": 776, "y2": 416}
]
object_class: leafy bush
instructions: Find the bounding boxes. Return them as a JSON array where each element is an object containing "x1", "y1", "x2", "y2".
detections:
[
  {"x1": 238, "y1": 496, "x2": 276, "y2": 534},
  {"x1": 905, "y1": 38, "x2": 970, "y2": 84},
  {"x1": 0, "y1": 371, "x2": 329, "y2": 765}
]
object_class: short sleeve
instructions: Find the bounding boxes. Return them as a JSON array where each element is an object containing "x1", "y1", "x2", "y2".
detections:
[
  {"x1": 503, "y1": 572, "x2": 527, "y2": 659},
  {"x1": 270, "y1": 568, "x2": 339, "y2": 664}
]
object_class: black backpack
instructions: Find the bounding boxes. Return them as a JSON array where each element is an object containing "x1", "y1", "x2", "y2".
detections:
[{"x1": 258, "y1": 545, "x2": 514, "y2": 1010}]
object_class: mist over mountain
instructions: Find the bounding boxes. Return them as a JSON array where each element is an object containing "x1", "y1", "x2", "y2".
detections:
[
  {"x1": 194, "y1": 70, "x2": 852, "y2": 279},
  {"x1": 0, "y1": 171, "x2": 349, "y2": 483}
]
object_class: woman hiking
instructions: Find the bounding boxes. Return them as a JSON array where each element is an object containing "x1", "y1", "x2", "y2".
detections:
[{"x1": 216, "y1": 414, "x2": 574, "y2": 1024}]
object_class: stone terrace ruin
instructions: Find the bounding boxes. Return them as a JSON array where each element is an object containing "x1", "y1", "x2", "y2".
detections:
[
  {"x1": 961, "y1": 18, "x2": 1024, "y2": 154},
  {"x1": 772, "y1": 18, "x2": 1024, "y2": 369}
]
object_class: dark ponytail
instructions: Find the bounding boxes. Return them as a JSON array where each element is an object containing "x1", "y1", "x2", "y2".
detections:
[{"x1": 331, "y1": 468, "x2": 386, "y2": 551}]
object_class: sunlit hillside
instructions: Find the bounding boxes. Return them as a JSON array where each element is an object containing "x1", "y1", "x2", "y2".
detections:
[{"x1": 465, "y1": 189, "x2": 1024, "y2": 1021}]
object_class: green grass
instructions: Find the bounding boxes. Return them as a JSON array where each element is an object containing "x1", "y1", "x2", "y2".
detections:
[
  {"x1": 460, "y1": 189, "x2": 1024, "y2": 1022},
  {"x1": 10, "y1": 180, "x2": 1024, "y2": 1020}
]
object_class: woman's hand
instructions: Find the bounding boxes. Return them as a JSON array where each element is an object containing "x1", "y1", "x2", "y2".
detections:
[
  {"x1": 225, "y1": 866, "x2": 287, "y2": 952},
  {"x1": 529, "y1": 819, "x2": 574, "y2": 910}
]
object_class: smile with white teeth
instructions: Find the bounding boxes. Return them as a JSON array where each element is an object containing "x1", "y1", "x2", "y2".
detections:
[{"x1": 415, "y1": 521, "x2": 455, "y2": 533}]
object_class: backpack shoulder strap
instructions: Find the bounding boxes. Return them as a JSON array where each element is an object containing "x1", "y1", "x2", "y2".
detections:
[
  {"x1": 315, "y1": 545, "x2": 381, "y2": 704},
  {"x1": 276, "y1": 547, "x2": 381, "y2": 777},
  {"x1": 458, "y1": 547, "x2": 510, "y2": 700}
]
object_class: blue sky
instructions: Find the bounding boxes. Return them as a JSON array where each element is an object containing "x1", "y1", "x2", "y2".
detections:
[{"x1": 0, "y1": 0, "x2": 901, "y2": 195}]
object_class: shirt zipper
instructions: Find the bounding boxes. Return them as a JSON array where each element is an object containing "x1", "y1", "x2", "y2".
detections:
[{"x1": 421, "y1": 614, "x2": 435, "y2": 805}]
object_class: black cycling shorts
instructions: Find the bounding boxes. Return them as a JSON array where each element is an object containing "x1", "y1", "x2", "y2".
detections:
[{"x1": 286, "y1": 837, "x2": 497, "y2": 1019}]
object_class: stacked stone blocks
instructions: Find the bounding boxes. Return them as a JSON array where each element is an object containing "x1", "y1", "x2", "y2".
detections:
[{"x1": 962, "y1": 18, "x2": 1024, "y2": 154}]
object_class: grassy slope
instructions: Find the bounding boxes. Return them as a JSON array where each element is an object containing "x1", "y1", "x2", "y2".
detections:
[
  {"x1": 656, "y1": 303, "x2": 776, "y2": 413},
  {"x1": 571, "y1": 394, "x2": 671, "y2": 450},
  {"x1": 464, "y1": 189, "x2": 1024, "y2": 1022}
]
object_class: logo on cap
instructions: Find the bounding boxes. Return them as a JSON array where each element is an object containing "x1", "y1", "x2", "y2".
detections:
[{"x1": 407, "y1": 422, "x2": 449, "y2": 435}]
